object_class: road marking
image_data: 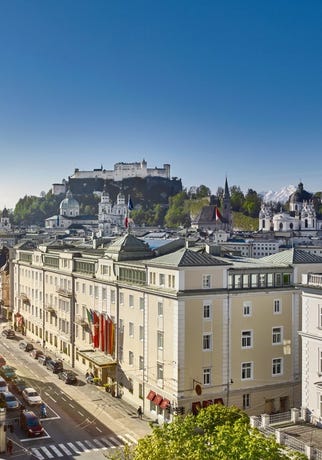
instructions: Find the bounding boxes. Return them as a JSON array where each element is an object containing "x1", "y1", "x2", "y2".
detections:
[
  {"x1": 96, "y1": 426, "x2": 102, "y2": 433},
  {"x1": 58, "y1": 443, "x2": 73, "y2": 455},
  {"x1": 48, "y1": 444, "x2": 64, "y2": 457},
  {"x1": 77, "y1": 410, "x2": 84, "y2": 416},
  {"x1": 93, "y1": 438, "x2": 107, "y2": 449},
  {"x1": 110, "y1": 436, "x2": 122, "y2": 446},
  {"x1": 76, "y1": 440, "x2": 90, "y2": 452},
  {"x1": 118, "y1": 434, "x2": 130, "y2": 445},
  {"x1": 84, "y1": 439, "x2": 99, "y2": 450},
  {"x1": 21, "y1": 433, "x2": 51, "y2": 442},
  {"x1": 44, "y1": 392, "x2": 57, "y2": 403},
  {"x1": 39, "y1": 446, "x2": 54, "y2": 458},
  {"x1": 67, "y1": 442, "x2": 81, "y2": 454},
  {"x1": 68, "y1": 403, "x2": 74, "y2": 408},
  {"x1": 31, "y1": 448, "x2": 45, "y2": 460},
  {"x1": 123, "y1": 433, "x2": 138, "y2": 444},
  {"x1": 101, "y1": 437, "x2": 116, "y2": 448}
]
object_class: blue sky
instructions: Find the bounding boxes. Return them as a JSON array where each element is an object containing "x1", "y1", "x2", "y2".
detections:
[{"x1": 1, "y1": 0, "x2": 322, "y2": 209}]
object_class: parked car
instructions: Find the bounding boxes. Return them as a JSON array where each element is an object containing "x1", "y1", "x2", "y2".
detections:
[
  {"x1": 20, "y1": 410, "x2": 44, "y2": 437},
  {"x1": 0, "y1": 355, "x2": 6, "y2": 367},
  {"x1": 22, "y1": 387, "x2": 42, "y2": 405},
  {"x1": 0, "y1": 391, "x2": 20, "y2": 410},
  {"x1": 30, "y1": 349, "x2": 44, "y2": 360},
  {"x1": 0, "y1": 365, "x2": 16, "y2": 380},
  {"x1": 58, "y1": 371, "x2": 77, "y2": 385},
  {"x1": 46, "y1": 359, "x2": 63, "y2": 374},
  {"x1": 0, "y1": 377, "x2": 8, "y2": 393},
  {"x1": 38, "y1": 355, "x2": 51, "y2": 366},
  {"x1": 19, "y1": 341, "x2": 34, "y2": 352},
  {"x1": 1, "y1": 329, "x2": 15, "y2": 339},
  {"x1": 9, "y1": 378, "x2": 27, "y2": 395}
]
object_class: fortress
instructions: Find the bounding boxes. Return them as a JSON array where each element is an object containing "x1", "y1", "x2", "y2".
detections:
[{"x1": 52, "y1": 159, "x2": 170, "y2": 195}]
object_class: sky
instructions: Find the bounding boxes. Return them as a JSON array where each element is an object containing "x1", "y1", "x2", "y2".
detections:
[{"x1": 0, "y1": 0, "x2": 322, "y2": 210}]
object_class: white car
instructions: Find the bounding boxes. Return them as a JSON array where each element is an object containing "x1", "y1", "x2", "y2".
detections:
[{"x1": 22, "y1": 387, "x2": 42, "y2": 405}]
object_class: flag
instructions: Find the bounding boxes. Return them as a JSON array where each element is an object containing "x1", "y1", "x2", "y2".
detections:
[
  {"x1": 215, "y1": 207, "x2": 222, "y2": 221},
  {"x1": 128, "y1": 196, "x2": 134, "y2": 211},
  {"x1": 86, "y1": 308, "x2": 92, "y2": 324},
  {"x1": 93, "y1": 311, "x2": 100, "y2": 348},
  {"x1": 124, "y1": 216, "x2": 129, "y2": 228}
]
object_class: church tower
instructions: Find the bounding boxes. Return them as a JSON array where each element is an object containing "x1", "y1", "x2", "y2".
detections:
[{"x1": 222, "y1": 178, "x2": 232, "y2": 229}]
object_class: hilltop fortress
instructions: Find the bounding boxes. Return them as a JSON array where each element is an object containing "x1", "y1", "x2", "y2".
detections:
[{"x1": 52, "y1": 159, "x2": 171, "y2": 195}]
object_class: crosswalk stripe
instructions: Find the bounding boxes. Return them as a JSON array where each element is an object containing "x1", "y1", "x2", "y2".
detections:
[
  {"x1": 101, "y1": 436, "x2": 117, "y2": 448},
  {"x1": 48, "y1": 445, "x2": 64, "y2": 457},
  {"x1": 76, "y1": 440, "x2": 90, "y2": 452},
  {"x1": 123, "y1": 433, "x2": 138, "y2": 444},
  {"x1": 110, "y1": 436, "x2": 123, "y2": 446},
  {"x1": 93, "y1": 438, "x2": 107, "y2": 448},
  {"x1": 58, "y1": 443, "x2": 73, "y2": 455},
  {"x1": 83, "y1": 440, "x2": 99, "y2": 450},
  {"x1": 31, "y1": 448, "x2": 45, "y2": 460},
  {"x1": 67, "y1": 442, "x2": 81, "y2": 454},
  {"x1": 118, "y1": 434, "x2": 130, "y2": 445},
  {"x1": 39, "y1": 446, "x2": 54, "y2": 458}
]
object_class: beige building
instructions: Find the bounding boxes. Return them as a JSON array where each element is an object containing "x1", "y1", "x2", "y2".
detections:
[{"x1": 11, "y1": 238, "x2": 322, "y2": 421}]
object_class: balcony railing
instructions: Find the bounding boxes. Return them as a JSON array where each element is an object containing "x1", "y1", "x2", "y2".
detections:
[
  {"x1": 75, "y1": 315, "x2": 88, "y2": 327},
  {"x1": 44, "y1": 305, "x2": 57, "y2": 314},
  {"x1": 56, "y1": 288, "x2": 72, "y2": 298},
  {"x1": 20, "y1": 293, "x2": 30, "y2": 304}
]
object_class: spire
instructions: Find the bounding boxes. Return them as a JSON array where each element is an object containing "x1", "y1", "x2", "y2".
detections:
[{"x1": 224, "y1": 177, "x2": 230, "y2": 198}]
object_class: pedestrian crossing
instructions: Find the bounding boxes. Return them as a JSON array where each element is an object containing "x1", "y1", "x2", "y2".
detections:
[{"x1": 30, "y1": 434, "x2": 138, "y2": 459}]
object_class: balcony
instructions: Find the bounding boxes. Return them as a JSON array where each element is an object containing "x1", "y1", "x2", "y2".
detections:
[
  {"x1": 44, "y1": 305, "x2": 57, "y2": 314},
  {"x1": 56, "y1": 288, "x2": 72, "y2": 298},
  {"x1": 75, "y1": 315, "x2": 88, "y2": 327},
  {"x1": 20, "y1": 293, "x2": 30, "y2": 305}
]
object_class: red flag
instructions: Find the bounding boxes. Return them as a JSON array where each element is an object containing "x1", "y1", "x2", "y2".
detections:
[
  {"x1": 215, "y1": 207, "x2": 222, "y2": 221},
  {"x1": 124, "y1": 216, "x2": 129, "y2": 228},
  {"x1": 99, "y1": 314, "x2": 104, "y2": 352}
]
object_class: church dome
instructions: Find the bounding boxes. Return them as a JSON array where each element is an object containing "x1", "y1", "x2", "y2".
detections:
[
  {"x1": 59, "y1": 190, "x2": 79, "y2": 216},
  {"x1": 289, "y1": 182, "x2": 312, "y2": 203}
]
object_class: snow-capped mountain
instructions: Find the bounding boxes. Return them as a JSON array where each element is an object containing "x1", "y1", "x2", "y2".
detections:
[{"x1": 260, "y1": 185, "x2": 296, "y2": 204}]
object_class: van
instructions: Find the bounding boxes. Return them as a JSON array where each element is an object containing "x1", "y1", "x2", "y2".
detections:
[
  {"x1": 20, "y1": 410, "x2": 44, "y2": 437},
  {"x1": 0, "y1": 377, "x2": 8, "y2": 393}
]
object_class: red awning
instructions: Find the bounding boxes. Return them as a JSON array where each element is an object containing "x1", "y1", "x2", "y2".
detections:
[
  {"x1": 160, "y1": 398, "x2": 170, "y2": 410},
  {"x1": 214, "y1": 398, "x2": 224, "y2": 405},
  {"x1": 192, "y1": 402, "x2": 202, "y2": 415},
  {"x1": 146, "y1": 390, "x2": 156, "y2": 401},
  {"x1": 202, "y1": 399, "x2": 213, "y2": 408},
  {"x1": 154, "y1": 394, "x2": 163, "y2": 406}
]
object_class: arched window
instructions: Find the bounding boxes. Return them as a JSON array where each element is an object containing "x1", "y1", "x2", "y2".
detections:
[
  {"x1": 305, "y1": 219, "x2": 308, "y2": 228},
  {"x1": 290, "y1": 223, "x2": 293, "y2": 229},
  {"x1": 279, "y1": 223, "x2": 283, "y2": 230},
  {"x1": 262, "y1": 220, "x2": 265, "y2": 228}
]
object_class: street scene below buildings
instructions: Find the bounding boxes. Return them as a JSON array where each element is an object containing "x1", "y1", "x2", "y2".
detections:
[{"x1": 0, "y1": 317, "x2": 151, "y2": 460}]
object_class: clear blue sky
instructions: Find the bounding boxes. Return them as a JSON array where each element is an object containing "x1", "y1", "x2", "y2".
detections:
[{"x1": 1, "y1": 0, "x2": 322, "y2": 209}]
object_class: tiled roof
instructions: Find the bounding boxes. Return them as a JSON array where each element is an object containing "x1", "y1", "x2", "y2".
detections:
[
  {"x1": 149, "y1": 247, "x2": 230, "y2": 267},
  {"x1": 260, "y1": 248, "x2": 322, "y2": 265},
  {"x1": 105, "y1": 233, "x2": 153, "y2": 261}
]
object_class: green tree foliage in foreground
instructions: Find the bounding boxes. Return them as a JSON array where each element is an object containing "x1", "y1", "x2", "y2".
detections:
[{"x1": 107, "y1": 405, "x2": 305, "y2": 460}]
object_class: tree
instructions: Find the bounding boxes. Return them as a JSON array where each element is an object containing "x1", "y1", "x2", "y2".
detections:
[
  {"x1": 230, "y1": 186, "x2": 245, "y2": 212},
  {"x1": 164, "y1": 192, "x2": 190, "y2": 228},
  {"x1": 243, "y1": 189, "x2": 261, "y2": 218},
  {"x1": 107, "y1": 404, "x2": 305, "y2": 460},
  {"x1": 196, "y1": 185, "x2": 211, "y2": 199}
]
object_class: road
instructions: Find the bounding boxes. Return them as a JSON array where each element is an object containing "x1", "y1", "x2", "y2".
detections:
[{"x1": 0, "y1": 329, "x2": 148, "y2": 459}]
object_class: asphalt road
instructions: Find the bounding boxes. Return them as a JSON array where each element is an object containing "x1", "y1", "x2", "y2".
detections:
[{"x1": 0, "y1": 328, "x2": 141, "y2": 459}]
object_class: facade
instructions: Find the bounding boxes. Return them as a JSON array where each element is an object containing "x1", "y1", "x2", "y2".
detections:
[
  {"x1": 98, "y1": 189, "x2": 128, "y2": 235},
  {"x1": 259, "y1": 182, "x2": 322, "y2": 235},
  {"x1": 12, "y1": 239, "x2": 320, "y2": 421},
  {"x1": 300, "y1": 272, "x2": 322, "y2": 425},
  {"x1": 221, "y1": 239, "x2": 283, "y2": 258}
]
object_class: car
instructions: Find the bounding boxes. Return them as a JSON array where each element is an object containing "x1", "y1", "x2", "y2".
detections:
[
  {"x1": 38, "y1": 355, "x2": 51, "y2": 366},
  {"x1": 19, "y1": 341, "x2": 34, "y2": 352},
  {"x1": 9, "y1": 378, "x2": 27, "y2": 395},
  {"x1": 0, "y1": 377, "x2": 8, "y2": 393},
  {"x1": 30, "y1": 349, "x2": 44, "y2": 360},
  {"x1": 1, "y1": 329, "x2": 15, "y2": 339},
  {"x1": 22, "y1": 387, "x2": 42, "y2": 405},
  {"x1": 20, "y1": 410, "x2": 44, "y2": 437},
  {"x1": 0, "y1": 356, "x2": 6, "y2": 367},
  {"x1": 0, "y1": 391, "x2": 20, "y2": 410},
  {"x1": 0, "y1": 365, "x2": 16, "y2": 380},
  {"x1": 46, "y1": 359, "x2": 63, "y2": 373},
  {"x1": 58, "y1": 371, "x2": 77, "y2": 385}
]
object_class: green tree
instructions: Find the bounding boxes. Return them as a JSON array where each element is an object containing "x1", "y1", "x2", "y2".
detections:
[
  {"x1": 230, "y1": 186, "x2": 245, "y2": 212},
  {"x1": 243, "y1": 189, "x2": 261, "y2": 218},
  {"x1": 107, "y1": 404, "x2": 305, "y2": 460},
  {"x1": 196, "y1": 185, "x2": 211, "y2": 199},
  {"x1": 164, "y1": 192, "x2": 190, "y2": 228}
]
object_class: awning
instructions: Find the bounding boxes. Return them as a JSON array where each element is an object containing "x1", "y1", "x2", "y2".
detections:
[
  {"x1": 214, "y1": 398, "x2": 224, "y2": 405},
  {"x1": 160, "y1": 398, "x2": 170, "y2": 410},
  {"x1": 154, "y1": 394, "x2": 163, "y2": 406},
  {"x1": 202, "y1": 399, "x2": 213, "y2": 408},
  {"x1": 77, "y1": 349, "x2": 116, "y2": 368},
  {"x1": 146, "y1": 390, "x2": 156, "y2": 401}
]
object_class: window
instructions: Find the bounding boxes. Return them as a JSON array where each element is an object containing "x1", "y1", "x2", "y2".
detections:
[
  {"x1": 202, "y1": 275, "x2": 211, "y2": 289},
  {"x1": 319, "y1": 306, "x2": 322, "y2": 328},
  {"x1": 241, "y1": 362, "x2": 253, "y2": 380},
  {"x1": 159, "y1": 274, "x2": 165, "y2": 286},
  {"x1": 272, "y1": 327, "x2": 282, "y2": 345},
  {"x1": 158, "y1": 302, "x2": 163, "y2": 317},
  {"x1": 203, "y1": 334, "x2": 212, "y2": 351},
  {"x1": 157, "y1": 331, "x2": 164, "y2": 350},
  {"x1": 139, "y1": 326, "x2": 144, "y2": 341},
  {"x1": 139, "y1": 356, "x2": 144, "y2": 370},
  {"x1": 102, "y1": 288, "x2": 107, "y2": 300},
  {"x1": 203, "y1": 303, "x2": 211, "y2": 319},
  {"x1": 243, "y1": 302, "x2": 252, "y2": 317},
  {"x1": 129, "y1": 295, "x2": 134, "y2": 308},
  {"x1": 319, "y1": 350, "x2": 322, "y2": 374},
  {"x1": 272, "y1": 358, "x2": 283, "y2": 375},
  {"x1": 157, "y1": 363, "x2": 164, "y2": 382},
  {"x1": 203, "y1": 368, "x2": 211, "y2": 385},
  {"x1": 129, "y1": 351, "x2": 134, "y2": 365},
  {"x1": 111, "y1": 290, "x2": 116, "y2": 303},
  {"x1": 129, "y1": 322, "x2": 134, "y2": 337},
  {"x1": 120, "y1": 292, "x2": 124, "y2": 305},
  {"x1": 243, "y1": 394, "x2": 250, "y2": 410},
  {"x1": 241, "y1": 331, "x2": 252, "y2": 349},
  {"x1": 94, "y1": 286, "x2": 99, "y2": 298},
  {"x1": 274, "y1": 299, "x2": 281, "y2": 314},
  {"x1": 89, "y1": 286, "x2": 93, "y2": 296}
]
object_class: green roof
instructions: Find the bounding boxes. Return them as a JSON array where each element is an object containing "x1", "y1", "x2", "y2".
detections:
[{"x1": 149, "y1": 247, "x2": 230, "y2": 268}]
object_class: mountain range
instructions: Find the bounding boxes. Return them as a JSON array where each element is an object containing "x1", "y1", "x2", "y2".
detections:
[{"x1": 260, "y1": 185, "x2": 297, "y2": 204}]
